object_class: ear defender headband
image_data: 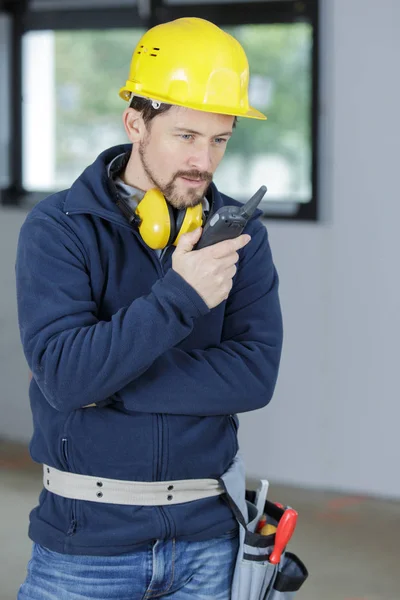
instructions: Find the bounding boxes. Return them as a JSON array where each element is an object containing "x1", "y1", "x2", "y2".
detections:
[{"x1": 117, "y1": 189, "x2": 203, "y2": 250}]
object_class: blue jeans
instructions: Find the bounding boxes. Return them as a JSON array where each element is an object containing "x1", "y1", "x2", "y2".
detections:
[{"x1": 18, "y1": 531, "x2": 239, "y2": 599}]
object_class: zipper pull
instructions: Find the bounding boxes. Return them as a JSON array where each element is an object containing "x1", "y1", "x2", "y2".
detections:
[{"x1": 67, "y1": 518, "x2": 77, "y2": 536}]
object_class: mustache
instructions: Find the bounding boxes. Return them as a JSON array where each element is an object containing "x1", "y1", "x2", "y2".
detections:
[{"x1": 174, "y1": 170, "x2": 213, "y2": 183}]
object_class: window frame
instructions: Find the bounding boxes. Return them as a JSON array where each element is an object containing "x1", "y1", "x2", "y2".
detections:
[{"x1": 2, "y1": 0, "x2": 319, "y2": 221}]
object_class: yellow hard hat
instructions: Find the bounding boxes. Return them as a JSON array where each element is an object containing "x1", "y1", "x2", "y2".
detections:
[{"x1": 119, "y1": 17, "x2": 266, "y2": 120}]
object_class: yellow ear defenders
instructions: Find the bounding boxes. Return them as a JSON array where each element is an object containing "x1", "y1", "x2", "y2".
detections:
[{"x1": 117, "y1": 188, "x2": 203, "y2": 250}]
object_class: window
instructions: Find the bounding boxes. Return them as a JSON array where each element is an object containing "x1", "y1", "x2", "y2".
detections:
[
  {"x1": 215, "y1": 23, "x2": 313, "y2": 214},
  {"x1": 22, "y1": 29, "x2": 145, "y2": 190},
  {"x1": 13, "y1": 0, "x2": 319, "y2": 219}
]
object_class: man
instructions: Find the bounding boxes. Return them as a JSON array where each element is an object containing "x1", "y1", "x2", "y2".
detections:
[{"x1": 16, "y1": 17, "x2": 283, "y2": 600}]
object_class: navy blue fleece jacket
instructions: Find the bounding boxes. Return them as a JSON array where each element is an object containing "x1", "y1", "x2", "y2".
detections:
[{"x1": 15, "y1": 144, "x2": 283, "y2": 555}]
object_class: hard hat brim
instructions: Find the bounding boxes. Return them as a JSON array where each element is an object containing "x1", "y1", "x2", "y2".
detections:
[{"x1": 119, "y1": 87, "x2": 267, "y2": 121}]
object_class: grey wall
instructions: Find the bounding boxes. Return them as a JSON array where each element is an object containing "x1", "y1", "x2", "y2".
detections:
[
  {"x1": 0, "y1": 208, "x2": 33, "y2": 439},
  {"x1": 240, "y1": 0, "x2": 400, "y2": 499},
  {"x1": 1, "y1": 15, "x2": 32, "y2": 439},
  {"x1": 1, "y1": 0, "x2": 399, "y2": 498},
  {"x1": 0, "y1": 14, "x2": 10, "y2": 187}
]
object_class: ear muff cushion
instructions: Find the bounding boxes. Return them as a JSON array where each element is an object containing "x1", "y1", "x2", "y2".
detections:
[
  {"x1": 173, "y1": 203, "x2": 203, "y2": 246},
  {"x1": 166, "y1": 203, "x2": 176, "y2": 246},
  {"x1": 136, "y1": 189, "x2": 173, "y2": 250},
  {"x1": 175, "y1": 208, "x2": 187, "y2": 238}
]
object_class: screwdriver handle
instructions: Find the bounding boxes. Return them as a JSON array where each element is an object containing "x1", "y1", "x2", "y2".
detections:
[{"x1": 269, "y1": 509, "x2": 298, "y2": 565}]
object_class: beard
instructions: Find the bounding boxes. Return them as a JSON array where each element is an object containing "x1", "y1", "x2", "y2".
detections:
[{"x1": 138, "y1": 136, "x2": 213, "y2": 210}]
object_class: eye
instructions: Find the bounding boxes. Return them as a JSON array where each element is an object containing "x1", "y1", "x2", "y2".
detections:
[
  {"x1": 179, "y1": 134, "x2": 194, "y2": 141},
  {"x1": 214, "y1": 137, "x2": 228, "y2": 145}
]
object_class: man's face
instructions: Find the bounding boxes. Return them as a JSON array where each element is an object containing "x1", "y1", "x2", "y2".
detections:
[{"x1": 137, "y1": 106, "x2": 234, "y2": 209}]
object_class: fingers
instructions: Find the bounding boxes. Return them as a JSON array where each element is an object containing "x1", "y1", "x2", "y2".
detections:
[
  {"x1": 206, "y1": 234, "x2": 251, "y2": 259},
  {"x1": 226, "y1": 265, "x2": 237, "y2": 280},
  {"x1": 175, "y1": 227, "x2": 202, "y2": 254},
  {"x1": 218, "y1": 252, "x2": 239, "y2": 270}
]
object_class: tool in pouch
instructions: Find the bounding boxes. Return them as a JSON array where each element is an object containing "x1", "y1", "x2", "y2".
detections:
[
  {"x1": 195, "y1": 185, "x2": 267, "y2": 249},
  {"x1": 219, "y1": 459, "x2": 308, "y2": 600}
]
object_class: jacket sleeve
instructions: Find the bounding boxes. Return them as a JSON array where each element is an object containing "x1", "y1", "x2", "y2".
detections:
[
  {"x1": 15, "y1": 216, "x2": 209, "y2": 412},
  {"x1": 115, "y1": 223, "x2": 283, "y2": 416}
]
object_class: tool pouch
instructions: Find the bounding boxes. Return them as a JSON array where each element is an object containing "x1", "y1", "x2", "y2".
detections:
[{"x1": 219, "y1": 461, "x2": 308, "y2": 600}]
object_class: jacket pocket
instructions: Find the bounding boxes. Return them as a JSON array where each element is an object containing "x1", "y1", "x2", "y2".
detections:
[{"x1": 61, "y1": 437, "x2": 78, "y2": 536}]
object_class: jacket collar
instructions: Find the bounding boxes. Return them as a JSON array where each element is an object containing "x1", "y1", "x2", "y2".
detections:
[{"x1": 63, "y1": 144, "x2": 221, "y2": 227}]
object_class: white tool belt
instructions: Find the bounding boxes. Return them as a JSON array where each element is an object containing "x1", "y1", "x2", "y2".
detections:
[{"x1": 43, "y1": 464, "x2": 224, "y2": 506}]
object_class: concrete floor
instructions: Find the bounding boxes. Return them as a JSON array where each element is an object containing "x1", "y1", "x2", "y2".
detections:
[{"x1": 1, "y1": 443, "x2": 399, "y2": 600}]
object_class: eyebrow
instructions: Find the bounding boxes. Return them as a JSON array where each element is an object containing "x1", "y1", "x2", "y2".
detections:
[{"x1": 172, "y1": 127, "x2": 233, "y2": 138}]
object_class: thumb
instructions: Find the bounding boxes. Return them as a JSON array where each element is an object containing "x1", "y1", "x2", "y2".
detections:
[{"x1": 175, "y1": 227, "x2": 202, "y2": 254}]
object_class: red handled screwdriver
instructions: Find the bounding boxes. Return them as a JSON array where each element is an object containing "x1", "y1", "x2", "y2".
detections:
[{"x1": 269, "y1": 508, "x2": 298, "y2": 565}]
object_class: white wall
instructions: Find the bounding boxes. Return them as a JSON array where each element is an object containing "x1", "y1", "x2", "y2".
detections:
[
  {"x1": 241, "y1": 0, "x2": 400, "y2": 499},
  {"x1": 1, "y1": 0, "x2": 399, "y2": 499}
]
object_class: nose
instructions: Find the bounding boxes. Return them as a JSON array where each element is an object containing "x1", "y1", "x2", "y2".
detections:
[{"x1": 187, "y1": 142, "x2": 212, "y2": 173}]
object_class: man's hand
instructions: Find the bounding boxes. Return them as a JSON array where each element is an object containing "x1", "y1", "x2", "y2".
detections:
[{"x1": 172, "y1": 227, "x2": 251, "y2": 309}]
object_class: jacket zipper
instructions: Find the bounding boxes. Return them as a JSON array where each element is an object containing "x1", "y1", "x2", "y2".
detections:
[
  {"x1": 155, "y1": 415, "x2": 163, "y2": 481},
  {"x1": 160, "y1": 245, "x2": 174, "y2": 272},
  {"x1": 161, "y1": 247, "x2": 179, "y2": 538},
  {"x1": 229, "y1": 415, "x2": 239, "y2": 455},
  {"x1": 61, "y1": 438, "x2": 77, "y2": 536},
  {"x1": 155, "y1": 414, "x2": 172, "y2": 538},
  {"x1": 229, "y1": 414, "x2": 238, "y2": 432},
  {"x1": 155, "y1": 249, "x2": 170, "y2": 483}
]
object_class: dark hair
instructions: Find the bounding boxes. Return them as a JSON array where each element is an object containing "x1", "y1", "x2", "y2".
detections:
[
  {"x1": 128, "y1": 95, "x2": 237, "y2": 129},
  {"x1": 129, "y1": 96, "x2": 171, "y2": 126}
]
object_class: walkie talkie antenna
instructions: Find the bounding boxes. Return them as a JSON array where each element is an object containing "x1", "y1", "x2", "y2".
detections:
[{"x1": 239, "y1": 185, "x2": 267, "y2": 219}]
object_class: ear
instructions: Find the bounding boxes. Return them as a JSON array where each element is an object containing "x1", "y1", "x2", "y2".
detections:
[{"x1": 123, "y1": 107, "x2": 145, "y2": 144}]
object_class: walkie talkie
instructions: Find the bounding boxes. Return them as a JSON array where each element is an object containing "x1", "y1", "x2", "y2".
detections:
[{"x1": 195, "y1": 185, "x2": 267, "y2": 250}]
